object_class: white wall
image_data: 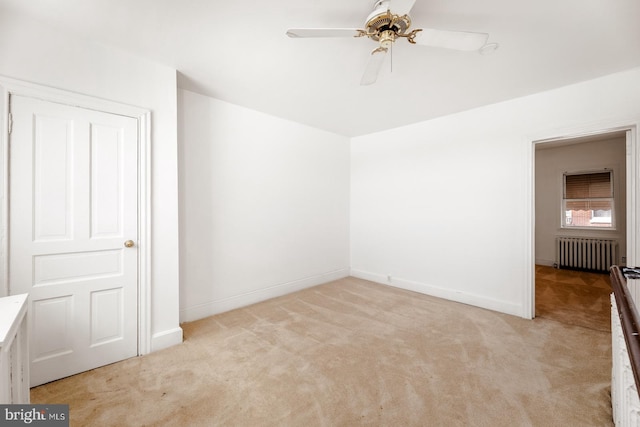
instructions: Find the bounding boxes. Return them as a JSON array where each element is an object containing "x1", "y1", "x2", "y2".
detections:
[
  {"x1": 351, "y1": 67, "x2": 640, "y2": 318},
  {"x1": 535, "y1": 136, "x2": 627, "y2": 266},
  {"x1": 178, "y1": 89, "x2": 350, "y2": 322},
  {"x1": 0, "y1": 12, "x2": 182, "y2": 351}
]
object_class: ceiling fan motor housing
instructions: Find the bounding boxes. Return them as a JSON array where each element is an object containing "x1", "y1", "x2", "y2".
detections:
[{"x1": 365, "y1": 0, "x2": 412, "y2": 42}]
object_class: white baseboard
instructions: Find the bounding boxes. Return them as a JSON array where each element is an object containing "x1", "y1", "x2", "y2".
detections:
[
  {"x1": 350, "y1": 268, "x2": 522, "y2": 317},
  {"x1": 151, "y1": 327, "x2": 184, "y2": 352},
  {"x1": 535, "y1": 258, "x2": 555, "y2": 267},
  {"x1": 180, "y1": 268, "x2": 350, "y2": 323}
]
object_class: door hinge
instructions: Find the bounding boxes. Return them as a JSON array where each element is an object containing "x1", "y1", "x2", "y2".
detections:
[{"x1": 8, "y1": 113, "x2": 12, "y2": 135}]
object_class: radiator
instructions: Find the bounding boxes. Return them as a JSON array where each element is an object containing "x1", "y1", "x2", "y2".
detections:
[{"x1": 556, "y1": 237, "x2": 618, "y2": 273}]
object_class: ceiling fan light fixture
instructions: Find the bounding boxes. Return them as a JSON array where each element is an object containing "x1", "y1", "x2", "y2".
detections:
[{"x1": 379, "y1": 30, "x2": 395, "y2": 48}]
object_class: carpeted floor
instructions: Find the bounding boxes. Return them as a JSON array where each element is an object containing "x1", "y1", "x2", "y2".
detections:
[
  {"x1": 31, "y1": 272, "x2": 612, "y2": 426},
  {"x1": 535, "y1": 264, "x2": 612, "y2": 332}
]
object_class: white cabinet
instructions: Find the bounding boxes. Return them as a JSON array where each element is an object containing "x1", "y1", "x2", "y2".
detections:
[{"x1": 0, "y1": 293, "x2": 29, "y2": 403}]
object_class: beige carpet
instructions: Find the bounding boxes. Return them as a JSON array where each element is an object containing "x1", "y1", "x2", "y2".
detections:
[{"x1": 31, "y1": 275, "x2": 612, "y2": 426}]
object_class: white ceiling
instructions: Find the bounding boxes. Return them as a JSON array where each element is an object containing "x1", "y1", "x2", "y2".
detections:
[{"x1": 2, "y1": 0, "x2": 639, "y2": 137}]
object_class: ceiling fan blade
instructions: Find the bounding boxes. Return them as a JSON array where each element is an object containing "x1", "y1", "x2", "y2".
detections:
[
  {"x1": 286, "y1": 28, "x2": 362, "y2": 38},
  {"x1": 389, "y1": 0, "x2": 417, "y2": 15},
  {"x1": 361, "y1": 47, "x2": 388, "y2": 86},
  {"x1": 414, "y1": 28, "x2": 489, "y2": 51}
]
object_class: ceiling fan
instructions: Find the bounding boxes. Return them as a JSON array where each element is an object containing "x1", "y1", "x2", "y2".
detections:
[{"x1": 286, "y1": 0, "x2": 494, "y2": 85}]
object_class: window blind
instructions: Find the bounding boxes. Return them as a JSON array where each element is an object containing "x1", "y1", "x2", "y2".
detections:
[{"x1": 564, "y1": 171, "x2": 612, "y2": 212}]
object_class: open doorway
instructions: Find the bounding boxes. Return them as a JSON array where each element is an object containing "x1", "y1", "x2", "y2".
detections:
[{"x1": 533, "y1": 130, "x2": 628, "y2": 323}]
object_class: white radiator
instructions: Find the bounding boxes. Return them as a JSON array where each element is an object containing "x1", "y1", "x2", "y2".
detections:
[{"x1": 556, "y1": 237, "x2": 618, "y2": 273}]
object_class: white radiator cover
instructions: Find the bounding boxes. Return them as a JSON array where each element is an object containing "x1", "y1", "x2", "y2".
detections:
[
  {"x1": 556, "y1": 237, "x2": 618, "y2": 272},
  {"x1": 0, "y1": 293, "x2": 29, "y2": 404},
  {"x1": 611, "y1": 294, "x2": 640, "y2": 426}
]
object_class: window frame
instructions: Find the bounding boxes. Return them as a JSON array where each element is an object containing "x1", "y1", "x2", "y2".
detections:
[{"x1": 561, "y1": 169, "x2": 615, "y2": 230}]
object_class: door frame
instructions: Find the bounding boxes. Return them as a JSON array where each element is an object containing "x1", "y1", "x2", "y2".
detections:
[
  {"x1": 526, "y1": 119, "x2": 640, "y2": 319},
  {"x1": 0, "y1": 76, "x2": 152, "y2": 355}
]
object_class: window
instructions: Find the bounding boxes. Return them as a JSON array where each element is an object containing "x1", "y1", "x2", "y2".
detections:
[{"x1": 562, "y1": 171, "x2": 614, "y2": 229}]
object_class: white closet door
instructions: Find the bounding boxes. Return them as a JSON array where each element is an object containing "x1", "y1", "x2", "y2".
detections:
[{"x1": 9, "y1": 95, "x2": 138, "y2": 386}]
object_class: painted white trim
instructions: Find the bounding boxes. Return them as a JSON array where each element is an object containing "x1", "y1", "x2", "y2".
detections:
[
  {"x1": 0, "y1": 89, "x2": 9, "y2": 297},
  {"x1": 179, "y1": 269, "x2": 350, "y2": 323},
  {"x1": 0, "y1": 76, "x2": 150, "y2": 119},
  {"x1": 524, "y1": 136, "x2": 535, "y2": 319},
  {"x1": 138, "y1": 111, "x2": 152, "y2": 355},
  {"x1": 528, "y1": 119, "x2": 640, "y2": 320},
  {"x1": 350, "y1": 268, "x2": 522, "y2": 317},
  {"x1": 0, "y1": 75, "x2": 153, "y2": 356},
  {"x1": 628, "y1": 127, "x2": 639, "y2": 268},
  {"x1": 151, "y1": 327, "x2": 184, "y2": 352}
]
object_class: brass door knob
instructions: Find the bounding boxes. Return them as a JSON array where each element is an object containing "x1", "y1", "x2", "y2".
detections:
[{"x1": 124, "y1": 240, "x2": 135, "y2": 248}]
